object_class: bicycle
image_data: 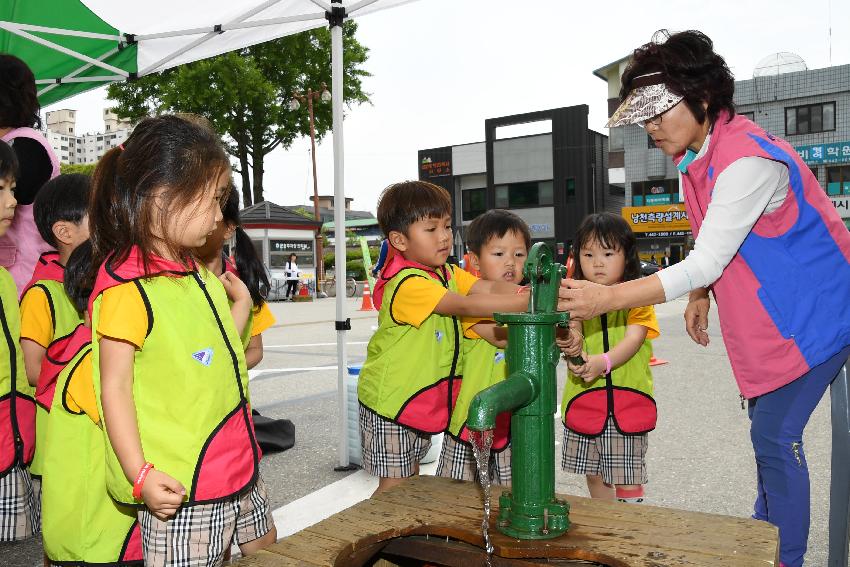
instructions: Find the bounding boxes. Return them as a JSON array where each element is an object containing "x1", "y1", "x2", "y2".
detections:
[{"x1": 320, "y1": 276, "x2": 357, "y2": 298}]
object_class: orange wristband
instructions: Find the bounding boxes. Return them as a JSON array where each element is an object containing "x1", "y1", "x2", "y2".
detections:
[{"x1": 132, "y1": 462, "x2": 155, "y2": 500}]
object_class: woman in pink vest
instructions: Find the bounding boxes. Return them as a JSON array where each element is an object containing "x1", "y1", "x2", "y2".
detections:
[
  {"x1": 563, "y1": 30, "x2": 850, "y2": 567},
  {"x1": 0, "y1": 54, "x2": 60, "y2": 295}
]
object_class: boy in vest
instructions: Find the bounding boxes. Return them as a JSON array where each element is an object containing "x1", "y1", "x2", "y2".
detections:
[
  {"x1": 437, "y1": 209, "x2": 530, "y2": 484},
  {"x1": 359, "y1": 181, "x2": 530, "y2": 495},
  {"x1": 19, "y1": 174, "x2": 89, "y2": 487},
  {"x1": 0, "y1": 140, "x2": 39, "y2": 541}
]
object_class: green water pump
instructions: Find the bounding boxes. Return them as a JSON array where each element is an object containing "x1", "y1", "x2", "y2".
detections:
[{"x1": 467, "y1": 242, "x2": 570, "y2": 540}]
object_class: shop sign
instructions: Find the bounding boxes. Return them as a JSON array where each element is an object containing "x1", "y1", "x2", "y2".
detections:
[
  {"x1": 270, "y1": 239, "x2": 312, "y2": 253},
  {"x1": 418, "y1": 147, "x2": 452, "y2": 178},
  {"x1": 796, "y1": 141, "x2": 850, "y2": 165},
  {"x1": 832, "y1": 195, "x2": 850, "y2": 219},
  {"x1": 645, "y1": 193, "x2": 672, "y2": 205},
  {"x1": 622, "y1": 204, "x2": 691, "y2": 235}
]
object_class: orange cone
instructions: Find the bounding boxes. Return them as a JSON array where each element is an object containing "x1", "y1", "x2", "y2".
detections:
[
  {"x1": 359, "y1": 282, "x2": 375, "y2": 311},
  {"x1": 649, "y1": 356, "x2": 668, "y2": 366}
]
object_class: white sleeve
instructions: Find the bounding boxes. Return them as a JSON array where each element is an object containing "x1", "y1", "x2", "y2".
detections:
[{"x1": 657, "y1": 157, "x2": 789, "y2": 301}]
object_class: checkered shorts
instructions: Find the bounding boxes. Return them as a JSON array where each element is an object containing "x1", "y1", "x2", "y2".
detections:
[
  {"x1": 0, "y1": 465, "x2": 40, "y2": 542},
  {"x1": 561, "y1": 418, "x2": 648, "y2": 486},
  {"x1": 359, "y1": 404, "x2": 431, "y2": 478},
  {"x1": 138, "y1": 475, "x2": 274, "y2": 567},
  {"x1": 436, "y1": 434, "x2": 511, "y2": 485}
]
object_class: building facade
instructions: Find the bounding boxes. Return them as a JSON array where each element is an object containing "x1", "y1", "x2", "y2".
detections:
[
  {"x1": 419, "y1": 105, "x2": 616, "y2": 262},
  {"x1": 595, "y1": 57, "x2": 850, "y2": 263},
  {"x1": 45, "y1": 108, "x2": 132, "y2": 165}
]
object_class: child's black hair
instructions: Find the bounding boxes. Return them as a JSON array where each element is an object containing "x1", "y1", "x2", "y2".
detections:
[
  {"x1": 376, "y1": 180, "x2": 452, "y2": 236},
  {"x1": 0, "y1": 140, "x2": 18, "y2": 181},
  {"x1": 222, "y1": 189, "x2": 269, "y2": 307},
  {"x1": 465, "y1": 209, "x2": 531, "y2": 255},
  {"x1": 572, "y1": 213, "x2": 641, "y2": 282},
  {"x1": 33, "y1": 174, "x2": 91, "y2": 248},
  {"x1": 64, "y1": 239, "x2": 93, "y2": 315}
]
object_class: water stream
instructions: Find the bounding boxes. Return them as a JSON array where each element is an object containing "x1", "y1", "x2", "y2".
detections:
[{"x1": 469, "y1": 428, "x2": 495, "y2": 566}]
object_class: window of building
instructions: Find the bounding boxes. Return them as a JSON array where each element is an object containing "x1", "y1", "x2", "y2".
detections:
[
  {"x1": 61, "y1": 146, "x2": 68, "y2": 151},
  {"x1": 631, "y1": 179, "x2": 680, "y2": 206},
  {"x1": 462, "y1": 188, "x2": 487, "y2": 221},
  {"x1": 740, "y1": 111, "x2": 755, "y2": 121},
  {"x1": 609, "y1": 127, "x2": 624, "y2": 151},
  {"x1": 97, "y1": 136, "x2": 103, "y2": 141},
  {"x1": 106, "y1": 125, "x2": 111, "y2": 131},
  {"x1": 494, "y1": 180, "x2": 554, "y2": 208},
  {"x1": 827, "y1": 165, "x2": 850, "y2": 196},
  {"x1": 809, "y1": 167, "x2": 818, "y2": 181},
  {"x1": 69, "y1": 127, "x2": 73, "y2": 133},
  {"x1": 565, "y1": 178, "x2": 576, "y2": 198},
  {"x1": 785, "y1": 102, "x2": 836, "y2": 135}
]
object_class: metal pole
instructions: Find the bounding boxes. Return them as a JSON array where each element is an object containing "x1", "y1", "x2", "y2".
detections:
[
  {"x1": 829, "y1": 359, "x2": 850, "y2": 566},
  {"x1": 330, "y1": 0, "x2": 351, "y2": 470},
  {"x1": 308, "y1": 91, "x2": 324, "y2": 283}
]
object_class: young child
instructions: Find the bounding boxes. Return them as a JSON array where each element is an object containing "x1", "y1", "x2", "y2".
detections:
[
  {"x1": 359, "y1": 181, "x2": 533, "y2": 495},
  {"x1": 85, "y1": 115, "x2": 276, "y2": 565},
  {"x1": 437, "y1": 210, "x2": 530, "y2": 484},
  {"x1": 41, "y1": 240, "x2": 143, "y2": 565},
  {"x1": 20, "y1": 174, "x2": 89, "y2": 483},
  {"x1": 0, "y1": 139, "x2": 39, "y2": 541},
  {"x1": 195, "y1": 189, "x2": 275, "y2": 369},
  {"x1": 558, "y1": 213, "x2": 659, "y2": 504}
]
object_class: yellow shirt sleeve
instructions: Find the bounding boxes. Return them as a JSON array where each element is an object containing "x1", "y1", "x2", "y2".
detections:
[
  {"x1": 250, "y1": 302, "x2": 276, "y2": 337},
  {"x1": 390, "y1": 275, "x2": 448, "y2": 328},
  {"x1": 20, "y1": 286, "x2": 54, "y2": 347},
  {"x1": 97, "y1": 283, "x2": 149, "y2": 349},
  {"x1": 461, "y1": 316, "x2": 492, "y2": 339},
  {"x1": 64, "y1": 353, "x2": 99, "y2": 425},
  {"x1": 627, "y1": 305, "x2": 660, "y2": 340},
  {"x1": 451, "y1": 265, "x2": 479, "y2": 296}
]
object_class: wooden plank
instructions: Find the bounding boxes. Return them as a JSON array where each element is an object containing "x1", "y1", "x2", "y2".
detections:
[{"x1": 235, "y1": 476, "x2": 777, "y2": 567}]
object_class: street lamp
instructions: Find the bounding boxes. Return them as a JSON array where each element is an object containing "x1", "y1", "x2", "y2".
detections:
[{"x1": 290, "y1": 83, "x2": 331, "y2": 287}]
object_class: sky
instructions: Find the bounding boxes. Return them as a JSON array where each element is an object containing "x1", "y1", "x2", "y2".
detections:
[{"x1": 42, "y1": 0, "x2": 850, "y2": 214}]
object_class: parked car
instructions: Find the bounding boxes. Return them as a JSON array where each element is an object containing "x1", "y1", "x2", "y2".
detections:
[{"x1": 640, "y1": 260, "x2": 661, "y2": 276}]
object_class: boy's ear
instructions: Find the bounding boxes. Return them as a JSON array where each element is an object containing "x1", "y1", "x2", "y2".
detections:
[
  {"x1": 388, "y1": 230, "x2": 408, "y2": 252},
  {"x1": 51, "y1": 220, "x2": 73, "y2": 247},
  {"x1": 469, "y1": 252, "x2": 481, "y2": 272}
]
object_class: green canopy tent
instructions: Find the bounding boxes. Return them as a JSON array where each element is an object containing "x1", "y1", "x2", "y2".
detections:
[{"x1": 0, "y1": 0, "x2": 413, "y2": 469}]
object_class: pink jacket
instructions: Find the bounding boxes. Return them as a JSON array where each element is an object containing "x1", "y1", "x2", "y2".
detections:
[
  {"x1": 677, "y1": 113, "x2": 850, "y2": 398},
  {"x1": 0, "y1": 127, "x2": 59, "y2": 296}
]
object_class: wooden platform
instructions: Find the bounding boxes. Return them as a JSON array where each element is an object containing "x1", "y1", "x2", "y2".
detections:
[{"x1": 237, "y1": 475, "x2": 778, "y2": 567}]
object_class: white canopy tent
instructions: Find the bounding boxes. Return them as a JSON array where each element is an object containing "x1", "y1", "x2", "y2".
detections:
[{"x1": 1, "y1": 0, "x2": 415, "y2": 468}]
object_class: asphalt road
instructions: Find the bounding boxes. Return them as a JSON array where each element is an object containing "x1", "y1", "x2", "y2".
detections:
[{"x1": 4, "y1": 294, "x2": 839, "y2": 565}]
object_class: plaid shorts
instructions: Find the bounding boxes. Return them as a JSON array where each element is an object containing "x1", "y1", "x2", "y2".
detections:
[
  {"x1": 0, "y1": 465, "x2": 40, "y2": 542},
  {"x1": 436, "y1": 434, "x2": 511, "y2": 485},
  {"x1": 359, "y1": 404, "x2": 431, "y2": 478},
  {"x1": 561, "y1": 418, "x2": 648, "y2": 486},
  {"x1": 138, "y1": 475, "x2": 274, "y2": 567}
]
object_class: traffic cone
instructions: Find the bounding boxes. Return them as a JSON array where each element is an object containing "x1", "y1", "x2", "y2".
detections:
[
  {"x1": 359, "y1": 282, "x2": 375, "y2": 311},
  {"x1": 649, "y1": 356, "x2": 668, "y2": 366}
]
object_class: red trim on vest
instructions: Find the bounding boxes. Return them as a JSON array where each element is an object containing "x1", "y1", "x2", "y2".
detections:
[
  {"x1": 88, "y1": 247, "x2": 193, "y2": 314},
  {"x1": 36, "y1": 325, "x2": 91, "y2": 412},
  {"x1": 373, "y1": 246, "x2": 453, "y2": 309},
  {"x1": 22, "y1": 252, "x2": 64, "y2": 296}
]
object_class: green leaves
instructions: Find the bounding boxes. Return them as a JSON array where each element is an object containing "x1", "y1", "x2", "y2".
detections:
[{"x1": 106, "y1": 21, "x2": 370, "y2": 206}]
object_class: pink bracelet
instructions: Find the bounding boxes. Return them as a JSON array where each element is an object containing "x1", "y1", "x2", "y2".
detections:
[{"x1": 602, "y1": 353, "x2": 612, "y2": 375}]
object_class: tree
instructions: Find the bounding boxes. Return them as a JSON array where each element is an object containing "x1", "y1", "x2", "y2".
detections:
[
  {"x1": 107, "y1": 22, "x2": 370, "y2": 207},
  {"x1": 60, "y1": 163, "x2": 97, "y2": 175}
]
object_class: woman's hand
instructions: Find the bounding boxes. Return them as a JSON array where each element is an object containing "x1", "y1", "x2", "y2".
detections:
[
  {"x1": 559, "y1": 279, "x2": 614, "y2": 320},
  {"x1": 141, "y1": 469, "x2": 186, "y2": 521},
  {"x1": 567, "y1": 353, "x2": 606, "y2": 383},
  {"x1": 684, "y1": 288, "x2": 711, "y2": 346}
]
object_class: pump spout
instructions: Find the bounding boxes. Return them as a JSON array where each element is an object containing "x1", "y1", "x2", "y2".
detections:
[{"x1": 467, "y1": 371, "x2": 538, "y2": 432}]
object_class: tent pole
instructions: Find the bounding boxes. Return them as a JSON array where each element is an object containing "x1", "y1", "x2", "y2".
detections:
[{"x1": 329, "y1": 0, "x2": 353, "y2": 471}]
